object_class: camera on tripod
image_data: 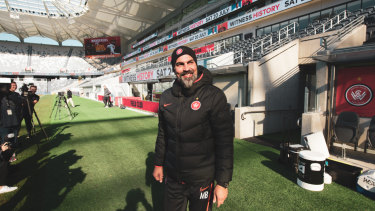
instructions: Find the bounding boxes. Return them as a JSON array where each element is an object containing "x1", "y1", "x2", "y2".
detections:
[
  {"x1": 50, "y1": 91, "x2": 73, "y2": 120},
  {"x1": 19, "y1": 83, "x2": 34, "y2": 97},
  {"x1": 58, "y1": 92, "x2": 65, "y2": 97}
]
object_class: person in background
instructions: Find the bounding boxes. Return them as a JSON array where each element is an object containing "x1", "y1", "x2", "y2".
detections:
[
  {"x1": 21, "y1": 85, "x2": 39, "y2": 139},
  {"x1": 0, "y1": 80, "x2": 18, "y2": 194},
  {"x1": 66, "y1": 89, "x2": 75, "y2": 108},
  {"x1": 7, "y1": 82, "x2": 22, "y2": 162},
  {"x1": 103, "y1": 85, "x2": 111, "y2": 108}
]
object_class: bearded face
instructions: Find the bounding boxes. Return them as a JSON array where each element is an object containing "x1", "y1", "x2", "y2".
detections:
[{"x1": 174, "y1": 55, "x2": 198, "y2": 88}]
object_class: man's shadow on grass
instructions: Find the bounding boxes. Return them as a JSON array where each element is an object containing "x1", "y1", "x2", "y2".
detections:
[
  {"x1": 260, "y1": 150, "x2": 297, "y2": 183},
  {"x1": 117, "y1": 152, "x2": 163, "y2": 211},
  {"x1": 0, "y1": 123, "x2": 86, "y2": 210},
  {"x1": 117, "y1": 188, "x2": 153, "y2": 211}
]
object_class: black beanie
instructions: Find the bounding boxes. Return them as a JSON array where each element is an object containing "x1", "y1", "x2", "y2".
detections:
[{"x1": 171, "y1": 46, "x2": 197, "y2": 71}]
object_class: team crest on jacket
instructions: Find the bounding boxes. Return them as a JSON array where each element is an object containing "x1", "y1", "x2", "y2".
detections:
[{"x1": 191, "y1": 101, "x2": 201, "y2": 110}]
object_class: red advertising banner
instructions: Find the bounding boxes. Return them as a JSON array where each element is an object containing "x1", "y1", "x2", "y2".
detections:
[
  {"x1": 163, "y1": 45, "x2": 168, "y2": 52},
  {"x1": 193, "y1": 44, "x2": 215, "y2": 55},
  {"x1": 84, "y1": 36, "x2": 121, "y2": 58},
  {"x1": 122, "y1": 98, "x2": 159, "y2": 113},
  {"x1": 121, "y1": 68, "x2": 130, "y2": 73},
  {"x1": 97, "y1": 95, "x2": 111, "y2": 102},
  {"x1": 336, "y1": 66, "x2": 375, "y2": 117},
  {"x1": 242, "y1": 0, "x2": 253, "y2": 6},
  {"x1": 218, "y1": 22, "x2": 228, "y2": 33},
  {"x1": 114, "y1": 97, "x2": 141, "y2": 106}
]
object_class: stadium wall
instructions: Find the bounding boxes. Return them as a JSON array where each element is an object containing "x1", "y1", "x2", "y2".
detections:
[
  {"x1": 235, "y1": 39, "x2": 302, "y2": 138},
  {"x1": 87, "y1": 0, "x2": 375, "y2": 149}
]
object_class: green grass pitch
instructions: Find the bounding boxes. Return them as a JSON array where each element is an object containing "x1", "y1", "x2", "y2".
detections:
[{"x1": 0, "y1": 95, "x2": 374, "y2": 210}]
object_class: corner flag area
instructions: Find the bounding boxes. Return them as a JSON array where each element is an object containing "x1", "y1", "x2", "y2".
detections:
[{"x1": 0, "y1": 96, "x2": 374, "y2": 210}]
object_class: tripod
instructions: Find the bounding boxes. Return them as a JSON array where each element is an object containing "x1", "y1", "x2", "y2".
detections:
[
  {"x1": 22, "y1": 94, "x2": 49, "y2": 143},
  {"x1": 50, "y1": 95, "x2": 73, "y2": 120}
]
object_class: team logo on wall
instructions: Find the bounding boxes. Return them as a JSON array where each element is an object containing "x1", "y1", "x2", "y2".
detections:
[
  {"x1": 191, "y1": 101, "x2": 201, "y2": 110},
  {"x1": 176, "y1": 48, "x2": 183, "y2": 55},
  {"x1": 345, "y1": 84, "x2": 373, "y2": 106}
]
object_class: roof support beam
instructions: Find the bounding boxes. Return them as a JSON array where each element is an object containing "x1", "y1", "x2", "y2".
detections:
[
  {"x1": 0, "y1": 23, "x2": 8, "y2": 33},
  {"x1": 70, "y1": 20, "x2": 110, "y2": 39},
  {"x1": 77, "y1": 15, "x2": 137, "y2": 37},
  {"x1": 90, "y1": 4, "x2": 155, "y2": 25},
  {"x1": 139, "y1": 0, "x2": 177, "y2": 11},
  {"x1": 54, "y1": 20, "x2": 83, "y2": 43}
]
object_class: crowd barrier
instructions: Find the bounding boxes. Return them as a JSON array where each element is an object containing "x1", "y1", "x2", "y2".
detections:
[
  {"x1": 121, "y1": 98, "x2": 159, "y2": 113},
  {"x1": 98, "y1": 95, "x2": 159, "y2": 113},
  {"x1": 97, "y1": 95, "x2": 111, "y2": 101}
]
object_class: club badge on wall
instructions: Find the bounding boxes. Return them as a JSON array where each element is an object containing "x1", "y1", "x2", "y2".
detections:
[{"x1": 345, "y1": 84, "x2": 373, "y2": 107}]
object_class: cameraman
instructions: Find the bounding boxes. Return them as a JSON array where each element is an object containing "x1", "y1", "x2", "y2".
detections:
[
  {"x1": 9, "y1": 82, "x2": 23, "y2": 134},
  {"x1": 21, "y1": 85, "x2": 39, "y2": 138}
]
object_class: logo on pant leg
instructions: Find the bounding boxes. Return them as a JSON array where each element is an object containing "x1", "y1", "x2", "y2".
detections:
[{"x1": 200, "y1": 191, "x2": 209, "y2": 199}]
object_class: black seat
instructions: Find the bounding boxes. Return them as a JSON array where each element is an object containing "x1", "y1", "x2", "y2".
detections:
[
  {"x1": 341, "y1": 19, "x2": 350, "y2": 25},
  {"x1": 366, "y1": 6, "x2": 375, "y2": 13},
  {"x1": 348, "y1": 14, "x2": 358, "y2": 21},
  {"x1": 364, "y1": 116, "x2": 375, "y2": 153},
  {"x1": 360, "y1": 11, "x2": 370, "y2": 17},
  {"x1": 353, "y1": 9, "x2": 363, "y2": 16},
  {"x1": 334, "y1": 111, "x2": 360, "y2": 157}
]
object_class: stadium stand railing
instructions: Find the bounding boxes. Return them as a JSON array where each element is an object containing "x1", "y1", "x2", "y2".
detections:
[
  {"x1": 122, "y1": 7, "x2": 375, "y2": 76},
  {"x1": 196, "y1": 9, "x2": 374, "y2": 66}
]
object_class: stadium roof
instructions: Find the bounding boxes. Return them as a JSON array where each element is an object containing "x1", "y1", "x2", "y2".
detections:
[{"x1": 0, "y1": 0, "x2": 187, "y2": 44}]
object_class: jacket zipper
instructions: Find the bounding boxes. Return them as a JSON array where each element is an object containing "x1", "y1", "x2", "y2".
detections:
[{"x1": 175, "y1": 96, "x2": 184, "y2": 182}]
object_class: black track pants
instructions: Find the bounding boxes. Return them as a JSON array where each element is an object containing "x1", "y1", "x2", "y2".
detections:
[{"x1": 164, "y1": 177, "x2": 214, "y2": 211}]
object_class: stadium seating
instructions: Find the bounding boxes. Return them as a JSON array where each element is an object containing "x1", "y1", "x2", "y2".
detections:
[
  {"x1": 364, "y1": 116, "x2": 375, "y2": 153},
  {"x1": 334, "y1": 111, "x2": 360, "y2": 158},
  {"x1": 50, "y1": 78, "x2": 80, "y2": 93},
  {"x1": 195, "y1": 8, "x2": 375, "y2": 65},
  {"x1": 0, "y1": 41, "x2": 96, "y2": 73},
  {"x1": 0, "y1": 42, "x2": 28, "y2": 72},
  {"x1": 84, "y1": 56, "x2": 122, "y2": 70},
  {"x1": 114, "y1": 5, "x2": 375, "y2": 74}
]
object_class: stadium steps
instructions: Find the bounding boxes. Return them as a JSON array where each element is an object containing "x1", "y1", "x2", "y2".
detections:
[
  {"x1": 245, "y1": 10, "x2": 367, "y2": 63},
  {"x1": 63, "y1": 48, "x2": 73, "y2": 70}
]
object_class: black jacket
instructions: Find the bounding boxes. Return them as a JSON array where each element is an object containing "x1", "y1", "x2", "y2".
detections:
[
  {"x1": 154, "y1": 66, "x2": 233, "y2": 185},
  {"x1": 67, "y1": 90, "x2": 72, "y2": 98},
  {"x1": 23, "y1": 93, "x2": 39, "y2": 117},
  {"x1": 1, "y1": 92, "x2": 22, "y2": 128}
]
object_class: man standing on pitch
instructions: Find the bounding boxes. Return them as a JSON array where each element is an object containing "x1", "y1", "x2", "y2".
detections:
[
  {"x1": 103, "y1": 85, "x2": 111, "y2": 108},
  {"x1": 153, "y1": 46, "x2": 234, "y2": 211},
  {"x1": 66, "y1": 89, "x2": 75, "y2": 107}
]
